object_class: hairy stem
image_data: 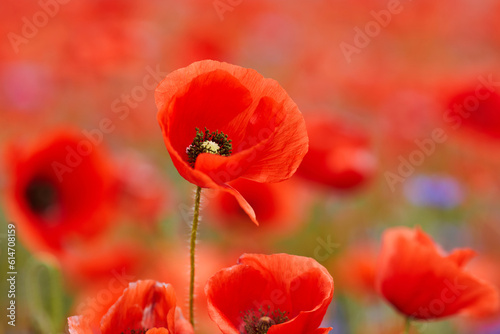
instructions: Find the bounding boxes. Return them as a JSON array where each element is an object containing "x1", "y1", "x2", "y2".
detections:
[{"x1": 189, "y1": 186, "x2": 202, "y2": 328}]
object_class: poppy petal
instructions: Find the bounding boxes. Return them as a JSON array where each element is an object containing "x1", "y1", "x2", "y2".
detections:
[
  {"x1": 376, "y1": 227, "x2": 500, "y2": 320},
  {"x1": 206, "y1": 253, "x2": 333, "y2": 334},
  {"x1": 100, "y1": 281, "x2": 176, "y2": 333},
  {"x1": 219, "y1": 183, "x2": 257, "y2": 225},
  {"x1": 146, "y1": 329, "x2": 169, "y2": 334},
  {"x1": 68, "y1": 315, "x2": 96, "y2": 334},
  {"x1": 236, "y1": 96, "x2": 308, "y2": 183},
  {"x1": 446, "y1": 249, "x2": 476, "y2": 267}
]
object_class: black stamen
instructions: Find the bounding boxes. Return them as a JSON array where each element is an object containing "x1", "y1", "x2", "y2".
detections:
[
  {"x1": 25, "y1": 178, "x2": 58, "y2": 215},
  {"x1": 186, "y1": 127, "x2": 232, "y2": 168},
  {"x1": 241, "y1": 305, "x2": 289, "y2": 334},
  {"x1": 121, "y1": 329, "x2": 148, "y2": 334}
]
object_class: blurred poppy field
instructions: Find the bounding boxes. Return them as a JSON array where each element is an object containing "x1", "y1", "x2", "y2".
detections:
[{"x1": 1, "y1": 0, "x2": 500, "y2": 333}]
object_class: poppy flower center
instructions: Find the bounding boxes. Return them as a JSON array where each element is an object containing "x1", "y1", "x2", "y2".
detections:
[
  {"x1": 25, "y1": 178, "x2": 59, "y2": 216},
  {"x1": 241, "y1": 306, "x2": 289, "y2": 334},
  {"x1": 186, "y1": 127, "x2": 232, "y2": 168},
  {"x1": 120, "y1": 329, "x2": 147, "y2": 334}
]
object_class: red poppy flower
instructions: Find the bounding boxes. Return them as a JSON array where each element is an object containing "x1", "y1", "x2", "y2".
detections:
[
  {"x1": 155, "y1": 60, "x2": 308, "y2": 224},
  {"x1": 296, "y1": 113, "x2": 375, "y2": 190},
  {"x1": 4, "y1": 130, "x2": 117, "y2": 254},
  {"x1": 205, "y1": 253, "x2": 333, "y2": 334},
  {"x1": 68, "y1": 280, "x2": 193, "y2": 334},
  {"x1": 376, "y1": 227, "x2": 500, "y2": 320}
]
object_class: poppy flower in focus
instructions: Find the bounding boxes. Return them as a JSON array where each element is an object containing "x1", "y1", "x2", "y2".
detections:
[
  {"x1": 68, "y1": 280, "x2": 193, "y2": 334},
  {"x1": 205, "y1": 253, "x2": 333, "y2": 334},
  {"x1": 207, "y1": 178, "x2": 308, "y2": 237},
  {"x1": 376, "y1": 226, "x2": 500, "y2": 320},
  {"x1": 4, "y1": 130, "x2": 117, "y2": 254},
  {"x1": 156, "y1": 60, "x2": 308, "y2": 224},
  {"x1": 296, "y1": 113, "x2": 375, "y2": 190}
]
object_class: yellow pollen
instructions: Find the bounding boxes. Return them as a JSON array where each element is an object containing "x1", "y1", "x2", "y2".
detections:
[{"x1": 201, "y1": 140, "x2": 220, "y2": 154}]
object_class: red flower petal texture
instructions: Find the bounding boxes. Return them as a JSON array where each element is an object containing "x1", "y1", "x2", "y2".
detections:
[
  {"x1": 156, "y1": 60, "x2": 308, "y2": 225},
  {"x1": 376, "y1": 227, "x2": 500, "y2": 320},
  {"x1": 205, "y1": 253, "x2": 333, "y2": 334},
  {"x1": 4, "y1": 129, "x2": 117, "y2": 254},
  {"x1": 68, "y1": 280, "x2": 193, "y2": 334},
  {"x1": 296, "y1": 113, "x2": 375, "y2": 190}
]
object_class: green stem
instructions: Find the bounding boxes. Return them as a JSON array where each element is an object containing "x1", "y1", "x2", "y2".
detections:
[
  {"x1": 404, "y1": 317, "x2": 411, "y2": 334},
  {"x1": 49, "y1": 265, "x2": 64, "y2": 331},
  {"x1": 26, "y1": 259, "x2": 66, "y2": 334},
  {"x1": 189, "y1": 186, "x2": 202, "y2": 328},
  {"x1": 26, "y1": 259, "x2": 51, "y2": 333}
]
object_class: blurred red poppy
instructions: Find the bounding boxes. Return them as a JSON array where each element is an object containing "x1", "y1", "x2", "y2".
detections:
[
  {"x1": 60, "y1": 241, "x2": 148, "y2": 292},
  {"x1": 113, "y1": 150, "x2": 172, "y2": 228},
  {"x1": 4, "y1": 130, "x2": 117, "y2": 254},
  {"x1": 296, "y1": 113, "x2": 375, "y2": 190},
  {"x1": 205, "y1": 253, "x2": 333, "y2": 334},
  {"x1": 68, "y1": 280, "x2": 193, "y2": 334},
  {"x1": 459, "y1": 253, "x2": 500, "y2": 331},
  {"x1": 206, "y1": 178, "x2": 308, "y2": 239},
  {"x1": 156, "y1": 60, "x2": 308, "y2": 224},
  {"x1": 333, "y1": 241, "x2": 378, "y2": 300},
  {"x1": 376, "y1": 227, "x2": 499, "y2": 320},
  {"x1": 445, "y1": 87, "x2": 500, "y2": 140}
]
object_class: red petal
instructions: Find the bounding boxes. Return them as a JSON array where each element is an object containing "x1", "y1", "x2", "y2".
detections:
[
  {"x1": 100, "y1": 280, "x2": 177, "y2": 333},
  {"x1": 205, "y1": 263, "x2": 270, "y2": 333},
  {"x1": 446, "y1": 249, "x2": 476, "y2": 268},
  {"x1": 219, "y1": 183, "x2": 257, "y2": 225},
  {"x1": 68, "y1": 315, "x2": 97, "y2": 334},
  {"x1": 376, "y1": 227, "x2": 500, "y2": 320},
  {"x1": 146, "y1": 329, "x2": 169, "y2": 334},
  {"x1": 174, "y1": 307, "x2": 194, "y2": 334},
  {"x1": 205, "y1": 253, "x2": 333, "y2": 334},
  {"x1": 236, "y1": 96, "x2": 308, "y2": 183},
  {"x1": 166, "y1": 69, "x2": 253, "y2": 165}
]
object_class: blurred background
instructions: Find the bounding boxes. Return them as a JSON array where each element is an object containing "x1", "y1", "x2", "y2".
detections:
[{"x1": 1, "y1": 0, "x2": 500, "y2": 333}]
